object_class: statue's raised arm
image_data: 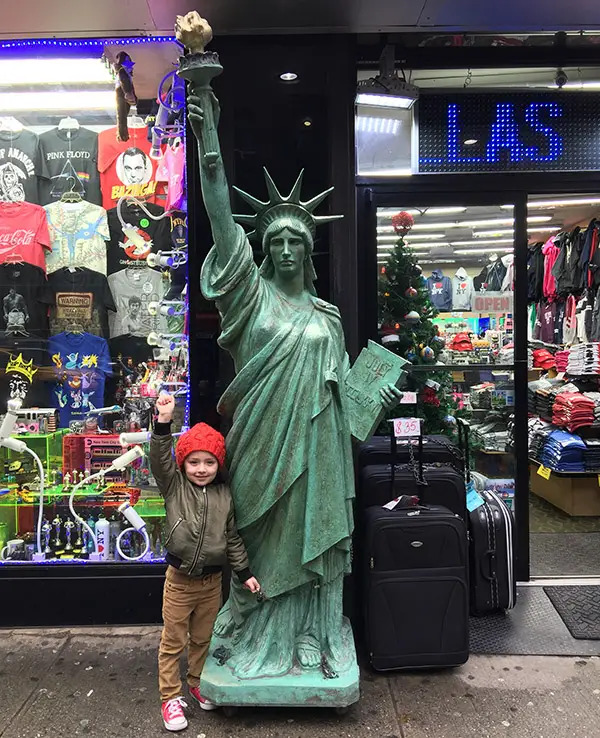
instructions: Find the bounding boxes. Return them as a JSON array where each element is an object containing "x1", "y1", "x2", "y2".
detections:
[{"x1": 175, "y1": 12, "x2": 238, "y2": 266}]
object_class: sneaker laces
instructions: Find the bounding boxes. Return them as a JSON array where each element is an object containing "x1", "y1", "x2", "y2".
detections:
[{"x1": 165, "y1": 697, "x2": 187, "y2": 719}]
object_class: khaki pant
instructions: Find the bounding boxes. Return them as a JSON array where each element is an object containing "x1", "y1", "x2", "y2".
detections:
[{"x1": 158, "y1": 565, "x2": 222, "y2": 702}]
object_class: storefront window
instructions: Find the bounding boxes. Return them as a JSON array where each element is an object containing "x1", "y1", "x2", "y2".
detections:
[
  {"x1": 377, "y1": 203, "x2": 516, "y2": 510},
  {"x1": 527, "y1": 193, "x2": 600, "y2": 576},
  {"x1": 0, "y1": 39, "x2": 188, "y2": 566}
]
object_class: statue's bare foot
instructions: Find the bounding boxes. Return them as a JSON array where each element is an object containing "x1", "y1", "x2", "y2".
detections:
[
  {"x1": 296, "y1": 635, "x2": 320, "y2": 669},
  {"x1": 214, "y1": 606, "x2": 235, "y2": 637}
]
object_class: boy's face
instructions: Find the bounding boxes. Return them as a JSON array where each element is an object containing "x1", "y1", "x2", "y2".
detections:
[{"x1": 183, "y1": 450, "x2": 218, "y2": 486}]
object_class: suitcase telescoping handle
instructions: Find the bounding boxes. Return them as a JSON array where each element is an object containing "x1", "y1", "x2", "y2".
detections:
[
  {"x1": 456, "y1": 417, "x2": 471, "y2": 484},
  {"x1": 389, "y1": 422, "x2": 426, "y2": 496}
]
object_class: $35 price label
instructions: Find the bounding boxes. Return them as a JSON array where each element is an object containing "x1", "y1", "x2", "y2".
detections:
[{"x1": 393, "y1": 417, "x2": 421, "y2": 438}]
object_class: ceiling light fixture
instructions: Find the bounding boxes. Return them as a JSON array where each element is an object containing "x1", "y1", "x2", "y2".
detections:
[
  {"x1": 0, "y1": 90, "x2": 115, "y2": 111},
  {"x1": 0, "y1": 58, "x2": 113, "y2": 85},
  {"x1": 280, "y1": 72, "x2": 298, "y2": 82},
  {"x1": 356, "y1": 44, "x2": 419, "y2": 110},
  {"x1": 377, "y1": 215, "x2": 552, "y2": 233},
  {"x1": 528, "y1": 197, "x2": 600, "y2": 208},
  {"x1": 378, "y1": 207, "x2": 467, "y2": 217},
  {"x1": 455, "y1": 248, "x2": 513, "y2": 255},
  {"x1": 463, "y1": 139, "x2": 478, "y2": 145}
]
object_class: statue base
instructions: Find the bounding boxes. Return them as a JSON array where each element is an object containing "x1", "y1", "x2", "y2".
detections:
[{"x1": 201, "y1": 617, "x2": 360, "y2": 709}]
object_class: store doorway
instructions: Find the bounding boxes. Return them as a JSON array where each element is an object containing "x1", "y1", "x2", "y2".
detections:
[{"x1": 527, "y1": 192, "x2": 600, "y2": 578}]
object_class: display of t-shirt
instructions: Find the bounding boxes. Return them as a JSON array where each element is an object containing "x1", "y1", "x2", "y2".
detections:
[
  {"x1": 48, "y1": 331, "x2": 112, "y2": 426},
  {"x1": 47, "y1": 268, "x2": 116, "y2": 338},
  {"x1": 0, "y1": 336, "x2": 50, "y2": 410},
  {"x1": 38, "y1": 127, "x2": 101, "y2": 206},
  {"x1": 540, "y1": 302, "x2": 557, "y2": 344},
  {"x1": 106, "y1": 202, "x2": 170, "y2": 274},
  {"x1": 108, "y1": 267, "x2": 168, "y2": 339},
  {"x1": 0, "y1": 263, "x2": 52, "y2": 337},
  {"x1": 452, "y1": 271, "x2": 474, "y2": 311},
  {"x1": 0, "y1": 128, "x2": 40, "y2": 204},
  {"x1": 44, "y1": 200, "x2": 109, "y2": 275},
  {"x1": 97, "y1": 126, "x2": 165, "y2": 210},
  {"x1": 426, "y1": 270, "x2": 453, "y2": 310},
  {"x1": 0, "y1": 201, "x2": 51, "y2": 271},
  {"x1": 165, "y1": 210, "x2": 187, "y2": 300}
]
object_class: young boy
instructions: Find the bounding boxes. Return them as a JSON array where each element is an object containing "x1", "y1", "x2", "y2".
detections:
[{"x1": 151, "y1": 392, "x2": 259, "y2": 732}]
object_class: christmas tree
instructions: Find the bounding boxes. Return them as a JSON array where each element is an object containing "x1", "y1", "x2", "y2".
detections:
[{"x1": 378, "y1": 211, "x2": 458, "y2": 435}]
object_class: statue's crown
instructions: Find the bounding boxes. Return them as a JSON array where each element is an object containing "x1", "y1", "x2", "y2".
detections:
[
  {"x1": 233, "y1": 168, "x2": 342, "y2": 241},
  {"x1": 7, "y1": 353, "x2": 37, "y2": 382}
]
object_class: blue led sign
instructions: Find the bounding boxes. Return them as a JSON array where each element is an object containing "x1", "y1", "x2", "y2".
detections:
[{"x1": 418, "y1": 93, "x2": 600, "y2": 173}]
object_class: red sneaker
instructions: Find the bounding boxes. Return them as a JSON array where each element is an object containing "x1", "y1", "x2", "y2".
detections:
[
  {"x1": 189, "y1": 686, "x2": 218, "y2": 711},
  {"x1": 161, "y1": 697, "x2": 188, "y2": 731}
]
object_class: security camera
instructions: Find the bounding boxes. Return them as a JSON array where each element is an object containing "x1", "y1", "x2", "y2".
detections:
[{"x1": 555, "y1": 68, "x2": 568, "y2": 89}]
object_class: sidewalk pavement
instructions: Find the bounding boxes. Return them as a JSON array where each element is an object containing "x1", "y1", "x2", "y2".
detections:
[{"x1": 0, "y1": 627, "x2": 598, "y2": 738}]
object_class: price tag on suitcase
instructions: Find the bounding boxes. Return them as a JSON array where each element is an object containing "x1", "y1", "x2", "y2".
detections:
[{"x1": 393, "y1": 417, "x2": 421, "y2": 438}]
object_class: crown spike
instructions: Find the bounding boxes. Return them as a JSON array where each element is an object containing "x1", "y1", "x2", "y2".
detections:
[
  {"x1": 232, "y1": 214, "x2": 258, "y2": 226},
  {"x1": 232, "y1": 186, "x2": 268, "y2": 213},
  {"x1": 302, "y1": 186, "x2": 335, "y2": 212},
  {"x1": 287, "y1": 169, "x2": 304, "y2": 204},
  {"x1": 313, "y1": 214, "x2": 344, "y2": 226},
  {"x1": 263, "y1": 168, "x2": 284, "y2": 204}
]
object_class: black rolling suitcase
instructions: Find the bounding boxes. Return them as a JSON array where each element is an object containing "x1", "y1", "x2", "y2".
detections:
[
  {"x1": 457, "y1": 420, "x2": 517, "y2": 615},
  {"x1": 364, "y1": 501, "x2": 469, "y2": 670},
  {"x1": 359, "y1": 434, "x2": 467, "y2": 521},
  {"x1": 359, "y1": 434, "x2": 462, "y2": 470}
]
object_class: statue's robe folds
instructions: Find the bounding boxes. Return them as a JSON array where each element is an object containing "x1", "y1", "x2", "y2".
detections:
[{"x1": 201, "y1": 226, "x2": 355, "y2": 678}]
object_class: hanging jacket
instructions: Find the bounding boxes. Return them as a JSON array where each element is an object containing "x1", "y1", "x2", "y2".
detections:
[
  {"x1": 451, "y1": 267, "x2": 474, "y2": 309},
  {"x1": 527, "y1": 242, "x2": 545, "y2": 303},
  {"x1": 551, "y1": 231, "x2": 579, "y2": 297},
  {"x1": 578, "y1": 219, "x2": 597, "y2": 288},
  {"x1": 576, "y1": 291, "x2": 593, "y2": 343},
  {"x1": 562, "y1": 295, "x2": 577, "y2": 346},
  {"x1": 426, "y1": 269, "x2": 453, "y2": 310},
  {"x1": 542, "y1": 236, "x2": 560, "y2": 299},
  {"x1": 500, "y1": 254, "x2": 514, "y2": 292},
  {"x1": 474, "y1": 259, "x2": 507, "y2": 292},
  {"x1": 587, "y1": 225, "x2": 600, "y2": 289}
]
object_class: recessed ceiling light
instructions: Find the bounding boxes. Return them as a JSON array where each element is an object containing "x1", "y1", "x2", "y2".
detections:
[
  {"x1": 280, "y1": 72, "x2": 298, "y2": 82},
  {"x1": 303, "y1": 118, "x2": 312, "y2": 127},
  {"x1": 463, "y1": 139, "x2": 478, "y2": 145}
]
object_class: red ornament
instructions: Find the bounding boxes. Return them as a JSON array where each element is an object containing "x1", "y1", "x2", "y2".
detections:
[
  {"x1": 405, "y1": 286, "x2": 418, "y2": 298},
  {"x1": 391, "y1": 211, "x2": 415, "y2": 235},
  {"x1": 422, "y1": 386, "x2": 441, "y2": 407}
]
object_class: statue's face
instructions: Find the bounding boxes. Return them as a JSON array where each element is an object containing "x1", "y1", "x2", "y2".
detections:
[{"x1": 269, "y1": 228, "x2": 305, "y2": 279}]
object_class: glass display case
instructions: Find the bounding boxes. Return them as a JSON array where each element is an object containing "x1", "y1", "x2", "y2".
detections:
[{"x1": 0, "y1": 38, "x2": 188, "y2": 569}]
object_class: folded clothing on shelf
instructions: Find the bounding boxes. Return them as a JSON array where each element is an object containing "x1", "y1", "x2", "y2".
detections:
[
  {"x1": 555, "y1": 349, "x2": 569, "y2": 373},
  {"x1": 539, "y1": 429, "x2": 587, "y2": 472},
  {"x1": 584, "y1": 438, "x2": 600, "y2": 471},
  {"x1": 532, "y1": 348, "x2": 557, "y2": 370},
  {"x1": 566, "y1": 343, "x2": 600, "y2": 376},
  {"x1": 552, "y1": 392, "x2": 596, "y2": 432},
  {"x1": 448, "y1": 332, "x2": 473, "y2": 352}
]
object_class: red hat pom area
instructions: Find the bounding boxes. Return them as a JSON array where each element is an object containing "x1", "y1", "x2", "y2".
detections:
[{"x1": 175, "y1": 422, "x2": 226, "y2": 468}]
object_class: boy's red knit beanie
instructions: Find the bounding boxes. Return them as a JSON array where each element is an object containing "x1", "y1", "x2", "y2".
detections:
[{"x1": 175, "y1": 422, "x2": 226, "y2": 468}]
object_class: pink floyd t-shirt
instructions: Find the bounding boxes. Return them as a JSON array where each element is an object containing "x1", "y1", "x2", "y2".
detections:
[
  {"x1": 39, "y1": 127, "x2": 101, "y2": 206},
  {"x1": 44, "y1": 200, "x2": 109, "y2": 275},
  {"x1": 0, "y1": 129, "x2": 40, "y2": 204},
  {"x1": 0, "y1": 201, "x2": 51, "y2": 271}
]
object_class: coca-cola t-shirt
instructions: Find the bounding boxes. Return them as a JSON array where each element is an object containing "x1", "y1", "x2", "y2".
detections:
[
  {"x1": 97, "y1": 126, "x2": 165, "y2": 210},
  {"x1": 0, "y1": 201, "x2": 51, "y2": 271},
  {"x1": 47, "y1": 267, "x2": 116, "y2": 338},
  {"x1": 0, "y1": 263, "x2": 52, "y2": 337},
  {"x1": 39, "y1": 127, "x2": 101, "y2": 206},
  {"x1": 0, "y1": 129, "x2": 40, "y2": 204},
  {"x1": 106, "y1": 202, "x2": 170, "y2": 274}
]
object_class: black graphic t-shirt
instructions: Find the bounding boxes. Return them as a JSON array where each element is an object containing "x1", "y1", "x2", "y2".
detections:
[
  {"x1": 0, "y1": 336, "x2": 50, "y2": 410},
  {"x1": 106, "y1": 202, "x2": 170, "y2": 274},
  {"x1": 165, "y1": 210, "x2": 187, "y2": 299},
  {"x1": 39, "y1": 127, "x2": 101, "y2": 206},
  {"x1": 0, "y1": 129, "x2": 40, "y2": 204},
  {"x1": 0, "y1": 263, "x2": 52, "y2": 338},
  {"x1": 47, "y1": 267, "x2": 116, "y2": 338}
]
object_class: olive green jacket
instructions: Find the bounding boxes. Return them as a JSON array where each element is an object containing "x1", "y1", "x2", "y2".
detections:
[{"x1": 150, "y1": 428, "x2": 251, "y2": 580}]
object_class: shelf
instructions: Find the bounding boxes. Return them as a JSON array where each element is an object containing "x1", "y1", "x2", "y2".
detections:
[
  {"x1": 529, "y1": 458, "x2": 600, "y2": 478},
  {"x1": 409, "y1": 364, "x2": 515, "y2": 371}
]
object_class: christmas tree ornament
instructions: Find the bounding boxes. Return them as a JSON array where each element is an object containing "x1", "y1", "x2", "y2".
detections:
[
  {"x1": 405, "y1": 286, "x2": 418, "y2": 298},
  {"x1": 432, "y1": 335, "x2": 445, "y2": 348},
  {"x1": 391, "y1": 211, "x2": 415, "y2": 235},
  {"x1": 381, "y1": 333, "x2": 400, "y2": 346},
  {"x1": 444, "y1": 415, "x2": 457, "y2": 426},
  {"x1": 420, "y1": 346, "x2": 435, "y2": 361},
  {"x1": 405, "y1": 350, "x2": 418, "y2": 362},
  {"x1": 404, "y1": 310, "x2": 421, "y2": 325}
]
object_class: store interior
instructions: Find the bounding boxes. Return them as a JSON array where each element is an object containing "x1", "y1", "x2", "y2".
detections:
[
  {"x1": 377, "y1": 194, "x2": 600, "y2": 578},
  {"x1": 0, "y1": 39, "x2": 187, "y2": 566}
]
